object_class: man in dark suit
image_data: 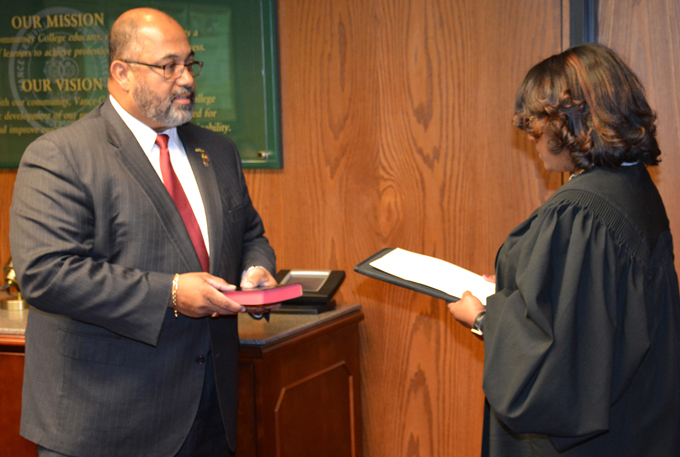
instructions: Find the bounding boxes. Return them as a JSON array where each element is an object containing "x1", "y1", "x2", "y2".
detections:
[{"x1": 9, "y1": 8, "x2": 277, "y2": 457}]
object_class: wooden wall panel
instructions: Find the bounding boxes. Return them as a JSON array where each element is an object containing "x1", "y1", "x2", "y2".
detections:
[
  {"x1": 598, "y1": 0, "x2": 680, "y2": 273},
  {"x1": 0, "y1": 170, "x2": 16, "y2": 266},
  {"x1": 246, "y1": 0, "x2": 563, "y2": 455}
]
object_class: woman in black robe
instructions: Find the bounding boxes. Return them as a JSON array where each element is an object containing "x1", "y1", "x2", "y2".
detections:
[{"x1": 448, "y1": 43, "x2": 680, "y2": 456}]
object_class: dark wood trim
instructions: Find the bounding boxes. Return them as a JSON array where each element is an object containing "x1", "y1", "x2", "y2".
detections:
[{"x1": 570, "y1": 0, "x2": 598, "y2": 46}]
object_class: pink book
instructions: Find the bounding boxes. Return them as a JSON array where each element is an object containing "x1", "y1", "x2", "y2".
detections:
[{"x1": 223, "y1": 283, "x2": 303, "y2": 305}]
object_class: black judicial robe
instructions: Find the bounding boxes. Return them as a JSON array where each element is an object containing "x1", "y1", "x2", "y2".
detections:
[{"x1": 482, "y1": 163, "x2": 680, "y2": 456}]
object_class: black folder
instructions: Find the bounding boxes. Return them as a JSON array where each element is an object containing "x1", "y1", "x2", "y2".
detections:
[{"x1": 354, "y1": 248, "x2": 459, "y2": 302}]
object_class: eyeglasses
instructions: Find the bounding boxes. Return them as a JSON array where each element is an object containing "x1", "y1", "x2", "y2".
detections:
[{"x1": 122, "y1": 60, "x2": 203, "y2": 79}]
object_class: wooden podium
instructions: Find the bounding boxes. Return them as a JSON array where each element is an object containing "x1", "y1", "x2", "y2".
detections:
[
  {"x1": 0, "y1": 303, "x2": 363, "y2": 457},
  {"x1": 0, "y1": 306, "x2": 32, "y2": 457}
]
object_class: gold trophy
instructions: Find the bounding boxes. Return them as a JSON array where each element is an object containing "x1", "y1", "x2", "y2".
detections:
[{"x1": 0, "y1": 258, "x2": 29, "y2": 310}]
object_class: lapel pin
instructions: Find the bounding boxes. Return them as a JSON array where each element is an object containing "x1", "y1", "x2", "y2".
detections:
[{"x1": 196, "y1": 148, "x2": 209, "y2": 167}]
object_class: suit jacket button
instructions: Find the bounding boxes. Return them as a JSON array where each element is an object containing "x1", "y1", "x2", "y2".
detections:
[{"x1": 196, "y1": 356, "x2": 206, "y2": 364}]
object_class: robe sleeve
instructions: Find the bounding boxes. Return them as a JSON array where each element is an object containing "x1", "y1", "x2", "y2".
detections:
[{"x1": 482, "y1": 199, "x2": 651, "y2": 451}]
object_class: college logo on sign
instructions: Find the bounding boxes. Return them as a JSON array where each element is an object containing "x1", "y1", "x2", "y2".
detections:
[{"x1": 7, "y1": 7, "x2": 109, "y2": 135}]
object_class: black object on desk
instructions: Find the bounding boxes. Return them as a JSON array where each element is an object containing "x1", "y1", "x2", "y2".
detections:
[{"x1": 274, "y1": 270, "x2": 345, "y2": 314}]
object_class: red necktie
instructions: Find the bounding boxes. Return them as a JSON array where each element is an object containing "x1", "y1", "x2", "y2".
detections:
[{"x1": 156, "y1": 134, "x2": 210, "y2": 272}]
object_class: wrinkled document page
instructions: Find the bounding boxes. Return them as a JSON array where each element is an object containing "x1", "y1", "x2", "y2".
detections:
[{"x1": 369, "y1": 248, "x2": 495, "y2": 301}]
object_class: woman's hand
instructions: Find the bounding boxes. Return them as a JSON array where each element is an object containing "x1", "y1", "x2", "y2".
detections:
[{"x1": 447, "y1": 291, "x2": 486, "y2": 328}]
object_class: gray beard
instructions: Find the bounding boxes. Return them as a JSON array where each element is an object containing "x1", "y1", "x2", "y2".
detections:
[{"x1": 133, "y1": 80, "x2": 194, "y2": 128}]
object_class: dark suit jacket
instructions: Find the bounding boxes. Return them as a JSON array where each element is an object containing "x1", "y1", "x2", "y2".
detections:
[{"x1": 9, "y1": 99, "x2": 276, "y2": 457}]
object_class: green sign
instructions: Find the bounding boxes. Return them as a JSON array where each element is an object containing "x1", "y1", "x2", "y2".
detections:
[{"x1": 0, "y1": 0, "x2": 282, "y2": 168}]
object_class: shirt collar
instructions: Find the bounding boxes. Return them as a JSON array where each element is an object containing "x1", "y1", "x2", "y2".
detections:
[{"x1": 109, "y1": 95, "x2": 178, "y2": 153}]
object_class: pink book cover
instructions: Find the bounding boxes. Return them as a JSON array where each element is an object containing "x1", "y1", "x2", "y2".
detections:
[{"x1": 223, "y1": 283, "x2": 303, "y2": 305}]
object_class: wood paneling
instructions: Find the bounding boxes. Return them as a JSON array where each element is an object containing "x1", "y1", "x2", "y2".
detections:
[
  {"x1": 0, "y1": 170, "x2": 16, "y2": 266},
  {"x1": 245, "y1": 1, "x2": 563, "y2": 455},
  {"x1": 598, "y1": 0, "x2": 680, "y2": 273}
]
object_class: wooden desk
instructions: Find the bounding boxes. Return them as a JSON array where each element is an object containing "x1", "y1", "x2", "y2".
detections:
[
  {"x1": 0, "y1": 304, "x2": 363, "y2": 457},
  {"x1": 237, "y1": 304, "x2": 364, "y2": 457},
  {"x1": 0, "y1": 306, "x2": 34, "y2": 457}
]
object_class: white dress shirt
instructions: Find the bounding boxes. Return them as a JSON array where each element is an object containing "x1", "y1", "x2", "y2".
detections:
[{"x1": 109, "y1": 95, "x2": 210, "y2": 253}]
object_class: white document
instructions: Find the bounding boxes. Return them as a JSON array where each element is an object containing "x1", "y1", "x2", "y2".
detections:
[{"x1": 369, "y1": 248, "x2": 495, "y2": 302}]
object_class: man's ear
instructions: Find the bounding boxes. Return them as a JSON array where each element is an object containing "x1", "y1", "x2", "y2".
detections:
[{"x1": 110, "y1": 61, "x2": 133, "y2": 92}]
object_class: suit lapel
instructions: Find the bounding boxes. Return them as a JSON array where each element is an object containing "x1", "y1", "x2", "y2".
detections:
[
  {"x1": 178, "y1": 125, "x2": 224, "y2": 276},
  {"x1": 100, "y1": 101, "x2": 203, "y2": 272}
]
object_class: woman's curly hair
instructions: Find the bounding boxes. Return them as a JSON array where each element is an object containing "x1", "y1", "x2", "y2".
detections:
[{"x1": 513, "y1": 43, "x2": 660, "y2": 170}]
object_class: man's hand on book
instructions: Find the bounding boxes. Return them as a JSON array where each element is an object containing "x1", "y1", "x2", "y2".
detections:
[{"x1": 239, "y1": 267, "x2": 281, "y2": 315}]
